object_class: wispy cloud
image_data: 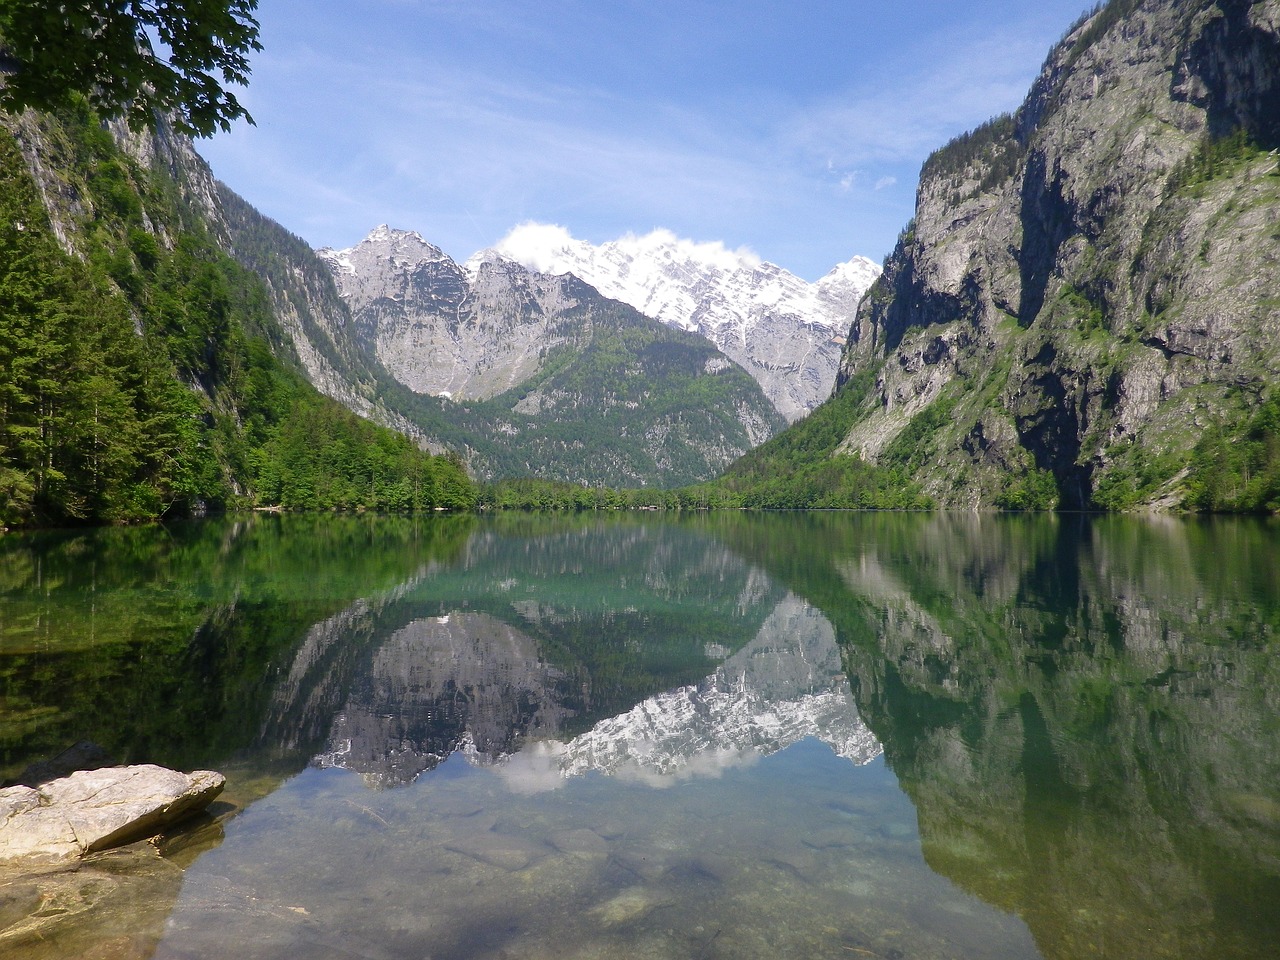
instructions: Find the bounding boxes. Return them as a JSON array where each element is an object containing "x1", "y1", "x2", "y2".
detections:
[
  {"x1": 202, "y1": 1, "x2": 1080, "y2": 277},
  {"x1": 778, "y1": 27, "x2": 1051, "y2": 172}
]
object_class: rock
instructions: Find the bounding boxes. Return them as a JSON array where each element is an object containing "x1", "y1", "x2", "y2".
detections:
[
  {"x1": 443, "y1": 833, "x2": 548, "y2": 871},
  {"x1": 547, "y1": 827, "x2": 609, "y2": 858},
  {"x1": 0, "y1": 845, "x2": 186, "y2": 953},
  {"x1": 589, "y1": 886, "x2": 675, "y2": 928},
  {"x1": 0, "y1": 765, "x2": 226, "y2": 864},
  {"x1": 833, "y1": 0, "x2": 1280, "y2": 509}
]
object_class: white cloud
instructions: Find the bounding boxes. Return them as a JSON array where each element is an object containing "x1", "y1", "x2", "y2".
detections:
[
  {"x1": 614, "y1": 228, "x2": 761, "y2": 272},
  {"x1": 494, "y1": 221, "x2": 578, "y2": 273},
  {"x1": 494, "y1": 740, "x2": 569, "y2": 795},
  {"x1": 202, "y1": 3, "x2": 1078, "y2": 276}
]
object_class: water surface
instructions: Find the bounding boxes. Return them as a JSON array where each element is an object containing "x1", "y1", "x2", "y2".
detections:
[{"x1": 1, "y1": 512, "x2": 1277, "y2": 959}]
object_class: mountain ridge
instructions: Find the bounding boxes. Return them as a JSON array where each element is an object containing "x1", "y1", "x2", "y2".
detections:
[
  {"x1": 740, "y1": 0, "x2": 1280, "y2": 512},
  {"x1": 316, "y1": 225, "x2": 786, "y2": 487},
  {"x1": 480, "y1": 223, "x2": 881, "y2": 422}
]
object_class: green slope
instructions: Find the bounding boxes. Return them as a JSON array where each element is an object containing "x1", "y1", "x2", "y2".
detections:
[{"x1": 0, "y1": 101, "x2": 473, "y2": 527}]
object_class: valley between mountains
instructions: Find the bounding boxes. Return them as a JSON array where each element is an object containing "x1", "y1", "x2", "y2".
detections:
[{"x1": 2, "y1": 0, "x2": 1279, "y2": 524}]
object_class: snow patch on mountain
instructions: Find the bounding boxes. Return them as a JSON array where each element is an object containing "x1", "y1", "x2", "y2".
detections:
[
  {"x1": 497, "y1": 594, "x2": 882, "y2": 793},
  {"x1": 474, "y1": 222, "x2": 881, "y2": 421}
]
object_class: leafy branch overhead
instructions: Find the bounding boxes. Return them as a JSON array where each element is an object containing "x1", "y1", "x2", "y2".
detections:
[{"x1": 0, "y1": 1, "x2": 261, "y2": 136}]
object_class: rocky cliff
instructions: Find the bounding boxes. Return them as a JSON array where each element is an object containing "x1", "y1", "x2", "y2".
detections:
[
  {"x1": 320, "y1": 226, "x2": 599, "y2": 401},
  {"x1": 835, "y1": 0, "x2": 1280, "y2": 509},
  {"x1": 488, "y1": 225, "x2": 881, "y2": 422},
  {"x1": 318, "y1": 226, "x2": 786, "y2": 487}
]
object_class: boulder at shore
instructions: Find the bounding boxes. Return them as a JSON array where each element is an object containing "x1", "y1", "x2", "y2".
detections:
[{"x1": 0, "y1": 764, "x2": 225, "y2": 863}]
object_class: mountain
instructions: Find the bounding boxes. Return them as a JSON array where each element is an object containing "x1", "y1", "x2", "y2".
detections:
[
  {"x1": 0, "y1": 105, "x2": 473, "y2": 526},
  {"x1": 320, "y1": 225, "x2": 597, "y2": 402},
  {"x1": 309, "y1": 594, "x2": 877, "y2": 790},
  {"x1": 734, "y1": 0, "x2": 1280, "y2": 511},
  {"x1": 318, "y1": 226, "x2": 786, "y2": 488},
  {"x1": 487, "y1": 224, "x2": 881, "y2": 422}
]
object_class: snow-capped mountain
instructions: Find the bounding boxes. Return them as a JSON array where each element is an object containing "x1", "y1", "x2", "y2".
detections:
[
  {"x1": 319, "y1": 225, "x2": 584, "y2": 400},
  {"x1": 316, "y1": 226, "x2": 784, "y2": 487},
  {"x1": 476, "y1": 224, "x2": 881, "y2": 422},
  {"x1": 513, "y1": 594, "x2": 883, "y2": 788}
]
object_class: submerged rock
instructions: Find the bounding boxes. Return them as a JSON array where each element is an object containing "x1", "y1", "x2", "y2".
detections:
[
  {"x1": 589, "y1": 886, "x2": 675, "y2": 928},
  {"x1": 0, "y1": 764, "x2": 225, "y2": 864}
]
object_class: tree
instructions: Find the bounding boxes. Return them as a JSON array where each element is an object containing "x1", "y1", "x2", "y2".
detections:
[{"x1": 0, "y1": 1, "x2": 261, "y2": 136}]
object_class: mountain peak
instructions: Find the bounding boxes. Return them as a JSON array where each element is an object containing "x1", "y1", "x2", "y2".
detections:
[
  {"x1": 485, "y1": 222, "x2": 881, "y2": 421},
  {"x1": 320, "y1": 225, "x2": 451, "y2": 277}
]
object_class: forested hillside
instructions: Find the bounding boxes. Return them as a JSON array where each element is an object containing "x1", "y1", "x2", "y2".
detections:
[{"x1": 0, "y1": 100, "x2": 473, "y2": 527}]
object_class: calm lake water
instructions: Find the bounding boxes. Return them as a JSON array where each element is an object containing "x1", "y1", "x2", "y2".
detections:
[{"x1": 2, "y1": 512, "x2": 1278, "y2": 959}]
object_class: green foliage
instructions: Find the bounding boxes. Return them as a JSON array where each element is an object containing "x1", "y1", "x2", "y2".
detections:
[
  {"x1": 256, "y1": 399, "x2": 475, "y2": 512},
  {"x1": 0, "y1": 108, "x2": 474, "y2": 527},
  {"x1": 1091, "y1": 443, "x2": 1183, "y2": 510},
  {"x1": 694, "y1": 366, "x2": 933, "y2": 509},
  {"x1": 1056, "y1": 284, "x2": 1108, "y2": 337},
  {"x1": 1166, "y1": 128, "x2": 1268, "y2": 195},
  {"x1": 0, "y1": 132, "x2": 200, "y2": 525},
  {"x1": 920, "y1": 113, "x2": 1024, "y2": 197},
  {"x1": 880, "y1": 397, "x2": 957, "y2": 474},
  {"x1": 0, "y1": 1, "x2": 261, "y2": 136},
  {"x1": 995, "y1": 469, "x2": 1060, "y2": 511},
  {"x1": 1184, "y1": 395, "x2": 1280, "y2": 513}
]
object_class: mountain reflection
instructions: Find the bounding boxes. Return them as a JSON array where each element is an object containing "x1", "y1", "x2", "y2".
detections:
[
  {"x1": 313, "y1": 612, "x2": 577, "y2": 786},
  {"x1": 308, "y1": 593, "x2": 878, "y2": 790},
  {"x1": 9, "y1": 513, "x2": 1280, "y2": 959},
  {"x1": 721, "y1": 512, "x2": 1280, "y2": 960}
]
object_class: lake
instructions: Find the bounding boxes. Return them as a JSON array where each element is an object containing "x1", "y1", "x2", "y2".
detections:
[{"x1": 2, "y1": 512, "x2": 1278, "y2": 959}]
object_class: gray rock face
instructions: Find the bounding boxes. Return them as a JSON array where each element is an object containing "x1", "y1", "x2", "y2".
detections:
[
  {"x1": 836, "y1": 0, "x2": 1280, "y2": 508},
  {"x1": 320, "y1": 227, "x2": 590, "y2": 401},
  {"x1": 486, "y1": 227, "x2": 881, "y2": 422},
  {"x1": 0, "y1": 765, "x2": 225, "y2": 863}
]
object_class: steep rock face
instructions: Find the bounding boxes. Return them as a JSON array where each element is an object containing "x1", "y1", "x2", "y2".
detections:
[
  {"x1": 320, "y1": 226, "x2": 589, "y2": 401},
  {"x1": 319, "y1": 226, "x2": 786, "y2": 487},
  {"x1": 488, "y1": 227, "x2": 881, "y2": 422},
  {"x1": 108, "y1": 119, "x2": 387, "y2": 419},
  {"x1": 836, "y1": 0, "x2": 1280, "y2": 509}
]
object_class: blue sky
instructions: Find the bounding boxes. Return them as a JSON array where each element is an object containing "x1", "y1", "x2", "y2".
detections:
[{"x1": 200, "y1": 0, "x2": 1093, "y2": 280}]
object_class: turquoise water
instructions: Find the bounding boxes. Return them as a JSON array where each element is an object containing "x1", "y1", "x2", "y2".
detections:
[{"x1": 2, "y1": 513, "x2": 1278, "y2": 958}]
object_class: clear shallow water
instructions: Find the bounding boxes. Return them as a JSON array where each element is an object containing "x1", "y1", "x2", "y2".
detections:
[
  {"x1": 160, "y1": 747, "x2": 1036, "y2": 960},
  {"x1": 2, "y1": 512, "x2": 1278, "y2": 959}
]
